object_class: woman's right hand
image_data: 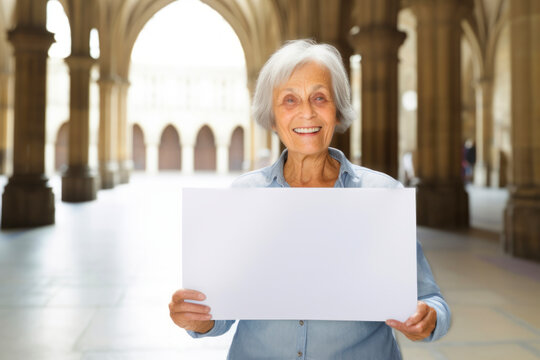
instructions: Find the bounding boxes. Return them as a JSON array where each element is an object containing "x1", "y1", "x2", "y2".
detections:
[{"x1": 169, "y1": 289, "x2": 214, "y2": 333}]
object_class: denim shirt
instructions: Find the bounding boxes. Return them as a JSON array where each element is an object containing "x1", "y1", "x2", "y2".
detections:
[{"x1": 188, "y1": 148, "x2": 451, "y2": 360}]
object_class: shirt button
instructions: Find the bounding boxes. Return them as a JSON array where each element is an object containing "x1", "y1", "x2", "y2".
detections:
[
  {"x1": 299, "y1": 320, "x2": 304, "y2": 326},
  {"x1": 297, "y1": 351, "x2": 303, "y2": 357}
]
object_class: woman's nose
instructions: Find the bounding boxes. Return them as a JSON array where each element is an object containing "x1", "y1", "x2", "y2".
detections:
[{"x1": 300, "y1": 100, "x2": 315, "y2": 119}]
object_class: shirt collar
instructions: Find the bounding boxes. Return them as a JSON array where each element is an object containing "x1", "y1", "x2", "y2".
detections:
[{"x1": 265, "y1": 147, "x2": 359, "y2": 187}]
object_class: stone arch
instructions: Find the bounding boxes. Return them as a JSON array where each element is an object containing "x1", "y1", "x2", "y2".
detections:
[
  {"x1": 117, "y1": 0, "x2": 262, "y2": 80},
  {"x1": 132, "y1": 123, "x2": 146, "y2": 170},
  {"x1": 229, "y1": 126, "x2": 244, "y2": 171},
  {"x1": 55, "y1": 122, "x2": 69, "y2": 171},
  {"x1": 462, "y1": 19, "x2": 484, "y2": 81},
  {"x1": 158, "y1": 124, "x2": 181, "y2": 170},
  {"x1": 194, "y1": 124, "x2": 216, "y2": 171}
]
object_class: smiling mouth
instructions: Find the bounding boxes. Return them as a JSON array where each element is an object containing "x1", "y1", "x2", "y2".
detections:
[{"x1": 293, "y1": 127, "x2": 322, "y2": 134}]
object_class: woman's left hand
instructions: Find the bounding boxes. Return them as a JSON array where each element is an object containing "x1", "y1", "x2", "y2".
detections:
[{"x1": 385, "y1": 301, "x2": 437, "y2": 341}]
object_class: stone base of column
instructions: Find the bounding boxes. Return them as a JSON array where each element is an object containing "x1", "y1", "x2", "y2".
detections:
[
  {"x1": 61, "y1": 166, "x2": 97, "y2": 202},
  {"x1": 1, "y1": 175, "x2": 55, "y2": 228},
  {"x1": 0, "y1": 149, "x2": 6, "y2": 174},
  {"x1": 118, "y1": 160, "x2": 132, "y2": 184},
  {"x1": 416, "y1": 182, "x2": 469, "y2": 228},
  {"x1": 504, "y1": 187, "x2": 540, "y2": 261},
  {"x1": 99, "y1": 161, "x2": 119, "y2": 189}
]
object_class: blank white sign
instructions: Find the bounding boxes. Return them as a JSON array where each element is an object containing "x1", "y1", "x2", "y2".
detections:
[{"x1": 182, "y1": 187, "x2": 417, "y2": 322}]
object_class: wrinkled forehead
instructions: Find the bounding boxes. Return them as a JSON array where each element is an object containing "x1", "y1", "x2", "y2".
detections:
[{"x1": 273, "y1": 61, "x2": 332, "y2": 91}]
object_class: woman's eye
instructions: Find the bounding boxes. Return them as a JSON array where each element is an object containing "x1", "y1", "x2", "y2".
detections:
[
  {"x1": 313, "y1": 94, "x2": 326, "y2": 102},
  {"x1": 284, "y1": 96, "x2": 296, "y2": 105}
]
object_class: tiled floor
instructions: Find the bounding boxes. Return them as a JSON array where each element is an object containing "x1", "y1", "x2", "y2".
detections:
[{"x1": 0, "y1": 174, "x2": 539, "y2": 360}]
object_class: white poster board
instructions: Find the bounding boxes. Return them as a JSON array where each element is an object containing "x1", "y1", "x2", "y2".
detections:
[{"x1": 182, "y1": 187, "x2": 417, "y2": 322}]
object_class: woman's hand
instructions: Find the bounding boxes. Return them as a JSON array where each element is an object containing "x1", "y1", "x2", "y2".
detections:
[
  {"x1": 385, "y1": 301, "x2": 437, "y2": 341},
  {"x1": 169, "y1": 289, "x2": 214, "y2": 334}
]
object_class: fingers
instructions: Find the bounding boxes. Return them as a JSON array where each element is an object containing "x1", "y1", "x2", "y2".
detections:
[
  {"x1": 169, "y1": 301, "x2": 211, "y2": 315},
  {"x1": 405, "y1": 301, "x2": 429, "y2": 326},
  {"x1": 386, "y1": 302, "x2": 437, "y2": 341},
  {"x1": 172, "y1": 289, "x2": 206, "y2": 303},
  {"x1": 169, "y1": 289, "x2": 214, "y2": 331}
]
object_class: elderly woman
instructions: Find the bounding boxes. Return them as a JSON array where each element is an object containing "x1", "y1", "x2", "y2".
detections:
[{"x1": 169, "y1": 39, "x2": 450, "y2": 359}]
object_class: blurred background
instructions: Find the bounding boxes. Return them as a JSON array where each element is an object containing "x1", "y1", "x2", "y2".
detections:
[{"x1": 0, "y1": 0, "x2": 539, "y2": 359}]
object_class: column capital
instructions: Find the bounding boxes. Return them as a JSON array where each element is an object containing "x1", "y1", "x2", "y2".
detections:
[
  {"x1": 410, "y1": 0, "x2": 473, "y2": 22},
  {"x1": 475, "y1": 76, "x2": 493, "y2": 86},
  {"x1": 97, "y1": 75, "x2": 119, "y2": 86},
  {"x1": 117, "y1": 77, "x2": 131, "y2": 89},
  {"x1": 474, "y1": 76, "x2": 494, "y2": 95},
  {"x1": 349, "y1": 25, "x2": 406, "y2": 58},
  {"x1": 8, "y1": 27, "x2": 54, "y2": 53},
  {"x1": 64, "y1": 54, "x2": 95, "y2": 71}
]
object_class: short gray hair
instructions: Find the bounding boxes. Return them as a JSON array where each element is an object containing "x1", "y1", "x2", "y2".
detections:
[{"x1": 252, "y1": 39, "x2": 355, "y2": 133}]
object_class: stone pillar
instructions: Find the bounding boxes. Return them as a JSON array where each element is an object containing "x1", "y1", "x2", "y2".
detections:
[
  {"x1": 217, "y1": 143, "x2": 229, "y2": 174},
  {"x1": 329, "y1": 41, "x2": 353, "y2": 158},
  {"x1": 411, "y1": 0, "x2": 472, "y2": 228},
  {"x1": 247, "y1": 71, "x2": 258, "y2": 170},
  {"x1": 349, "y1": 0, "x2": 406, "y2": 179},
  {"x1": 0, "y1": 71, "x2": 10, "y2": 174},
  {"x1": 146, "y1": 142, "x2": 158, "y2": 174},
  {"x1": 504, "y1": 0, "x2": 540, "y2": 261},
  {"x1": 97, "y1": 77, "x2": 119, "y2": 189},
  {"x1": 1, "y1": 1, "x2": 55, "y2": 228},
  {"x1": 117, "y1": 79, "x2": 131, "y2": 184},
  {"x1": 473, "y1": 77, "x2": 494, "y2": 187},
  {"x1": 182, "y1": 144, "x2": 194, "y2": 175},
  {"x1": 61, "y1": 55, "x2": 98, "y2": 202}
]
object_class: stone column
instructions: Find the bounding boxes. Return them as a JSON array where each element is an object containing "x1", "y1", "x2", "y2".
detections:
[
  {"x1": 329, "y1": 40, "x2": 353, "y2": 158},
  {"x1": 247, "y1": 70, "x2": 258, "y2": 170},
  {"x1": 411, "y1": 0, "x2": 472, "y2": 228},
  {"x1": 181, "y1": 144, "x2": 194, "y2": 175},
  {"x1": 217, "y1": 143, "x2": 229, "y2": 174},
  {"x1": 349, "y1": 0, "x2": 406, "y2": 179},
  {"x1": 0, "y1": 71, "x2": 10, "y2": 174},
  {"x1": 1, "y1": 1, "x2": 55, "y2": 228},
  {"x1": 117, "y1": 79, "x2": 131, "y2": 184},
  {"x1": 473, "y1": 77, "x2": 494, "y2": 187},
  {"x1": 61, "y1": 55, "x2": 98, "y2": 202},
  {"x1": 98, "y1": 77, "x2": 119, "y2": 189},
  {"x1": 146, "y1": 142, "x2": 158, "y2": 174},
  {"x1": 504, "y1": 0, "x2": 540, "y2": 261}
]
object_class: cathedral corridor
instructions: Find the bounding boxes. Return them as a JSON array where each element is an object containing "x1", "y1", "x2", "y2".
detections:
[{"x1": 0, "y1": 174, "x2": 539, "y2": 360}]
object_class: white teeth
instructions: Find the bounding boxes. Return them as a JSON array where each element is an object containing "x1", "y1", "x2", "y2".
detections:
[{"x1": 293, "y1": 127, "x2": 321, "y2": 134}]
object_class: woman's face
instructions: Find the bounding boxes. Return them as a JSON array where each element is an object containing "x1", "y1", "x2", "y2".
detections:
[{"x1": 272, "y1": 62, "x2": 337, "y2": 157}]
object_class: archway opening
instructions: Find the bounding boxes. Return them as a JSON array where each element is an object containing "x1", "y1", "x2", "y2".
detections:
[
  {"x1": 194, "y1": 125, "x2": 216, "y2": 171},
  {"x1": 129, "y1": 0, "x2": 250, "y2": 175},
  {"x1": 132, "y1": 124, "x2": 146, "y2": 171},
  {"x1": 46, "y1": 0, "x2": 71, "y2": 176},
  {"x1": 159, "y1": 125, "x2": 182, "y2": 171},
  {"x1": 229, "y1": 126, "x2": 244, "y2": 171}
]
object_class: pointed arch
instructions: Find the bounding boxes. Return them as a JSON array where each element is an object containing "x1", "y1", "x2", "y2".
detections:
[
  {"x1": 158, "y1": 124, "x2": 181, "y2": 170},
  {"x1": 229, "y1": 126, "x2": 244, "y2": 171},
  {"x1": 132, "y1": 123, "x2": 146, "y2": 170},
  {"x1": 194, "y1": 125, "x2": 216, "y2": 171}
]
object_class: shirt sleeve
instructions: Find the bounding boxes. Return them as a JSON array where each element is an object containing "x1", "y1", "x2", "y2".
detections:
[
  {"x1": 186, "y1": 320, "x2": 236, "y2": 339},
  {"x1": 416, "y1": 240, "x2": 451, "y2": 342}
]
